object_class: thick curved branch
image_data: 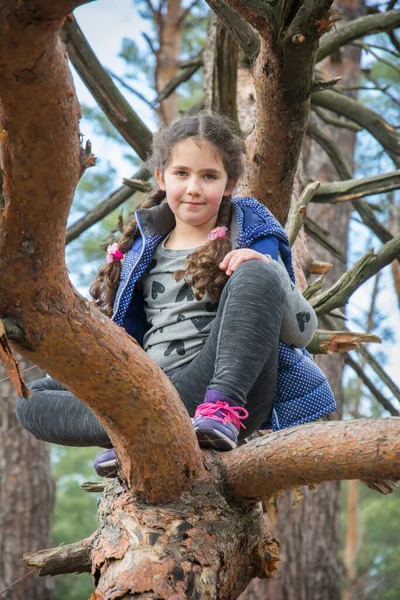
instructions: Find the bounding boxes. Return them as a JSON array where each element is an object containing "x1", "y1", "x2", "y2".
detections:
[
  {"x1": 310, "y1": 234, "x2": 400, "y2": 315},
  {"x1": 26, "y1": 0, "x2": 94, "y2": 18},
  {"x1": 0, "y1": 2, "x2": 204, "y2": 503},
  {"x1": 317, "y1": 9, "x2": 400, "y2": 62},
  {"x1": 222, "y1": 419, "x2": 400, "y2": 501},
  {"x1": 311, "y1": 89, "x2": 400, "y2": 156},
  {"x1": 61, "y1": 17, "x2": 153, "y2": 160}
]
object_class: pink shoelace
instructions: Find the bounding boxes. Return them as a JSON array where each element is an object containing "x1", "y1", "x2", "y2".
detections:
[{"x1": 195, "y1": 401, "x2": 249, "y2": 430}]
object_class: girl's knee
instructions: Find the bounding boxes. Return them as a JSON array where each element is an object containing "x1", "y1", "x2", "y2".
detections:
[{"x1": 232, "y1": 259, "x2": 284, "y2": 294}]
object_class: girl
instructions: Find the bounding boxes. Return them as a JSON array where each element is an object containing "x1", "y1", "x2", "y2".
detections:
[{"x1": 16, "y1": 112, "x2": 336, "y2": 477}]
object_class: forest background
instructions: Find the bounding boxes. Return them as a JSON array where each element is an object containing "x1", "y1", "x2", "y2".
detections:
[{"x1": 1, "y1": 0, "x2": 400, "y2": 598}]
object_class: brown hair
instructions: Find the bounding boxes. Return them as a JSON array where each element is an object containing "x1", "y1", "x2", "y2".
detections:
[{"x1": 90, "y1": 111, "x2": 246, "y2": 315}]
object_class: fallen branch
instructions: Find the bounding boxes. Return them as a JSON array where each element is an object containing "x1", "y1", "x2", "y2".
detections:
[
  {"x1": 310, "y1": 234, "x2": 400, "y2": 315},
  {"x1": 222, "y1": 418, "x2": 400, "y2": 501}
]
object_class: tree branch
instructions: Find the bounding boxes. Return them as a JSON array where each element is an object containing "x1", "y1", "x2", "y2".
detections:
[
  {"x1": 311, "y1": 89, "x2": 400, "y2": 156},
  {"x1": 311, "y1": 171, "x2": 400, "y2": 204},
  {"x1": 310, "y1": 105, "x2": 362, "y2": 132},
  {"x1": 222, "y1": 419, "x2": 400, "y2": 501},
  {"x1": 317, "y1": 9, "x2": 400, "y2": 62},
  {"x1": 345, "y1": 355, "x2": 400, "y2": 416},
  {"x1": 203, "y1": 0, "x2": 260, "y2": 63},
  {"x1": 65, "y1": 166, "x2": 150, "y2": 244},
  {"x1": 304, "y1": 217, "x2": 347, "y2": 263},
  {"x1": 358, "y1": 345, "x2": 400, "y2": 404},
  {"x1": 24, "y1": 537, "x2": 92, "y2": 576},
  {"x1": 108, "y1": 70, "x2": 157, "y2": 112},
  {"x1": 27, "y1": 0, "x2": 95, "y2": 19},
  {"x1": 153, "y1": 53, "x2": 203, "y2": 104},
  {"x1": 307, "y1": 120, "x2": 400, "y2": 264},
  {"x1": 288, "y1": 181, "x2": 320, "y2": 246},
  {"x1": 0, "y1": 1, "x2": 204, "y2": 504},
  {"x1": 310, "y1": 234, "x2": 400, "y2": 315},
  {"x1": 61, "y1": 17, "x2": 153, "y2": 160}
]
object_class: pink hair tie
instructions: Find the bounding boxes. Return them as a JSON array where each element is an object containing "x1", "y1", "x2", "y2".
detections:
[
  {"x1": 106, "y1": 243, "x2": 124, "y2": 263},
  {"x1": 208, "y1": 226, "x2": 229, "y2": 241}
]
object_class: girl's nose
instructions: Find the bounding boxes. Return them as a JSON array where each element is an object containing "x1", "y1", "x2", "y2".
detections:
[{"x1": 186, "y1": 178, "x2": 201, "y2": 195}]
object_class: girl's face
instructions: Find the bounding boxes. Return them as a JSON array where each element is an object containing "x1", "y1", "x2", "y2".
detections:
[{"x1": 155, "y1": 138, "x2": 236, "y2": 231}]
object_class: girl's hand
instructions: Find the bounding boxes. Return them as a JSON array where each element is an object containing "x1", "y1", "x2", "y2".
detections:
[{"x1": 219, "y1": 249, "x2": 271, "y2": 276}]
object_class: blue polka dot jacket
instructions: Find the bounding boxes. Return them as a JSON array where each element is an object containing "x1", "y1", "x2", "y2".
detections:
[{"x1": 112, "y1": 196, "x2": 336, "y2": 430}]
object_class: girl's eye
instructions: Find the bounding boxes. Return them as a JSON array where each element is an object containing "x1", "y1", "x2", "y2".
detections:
[
  {"x1": 175, "y1": 171, "x2": 187, "y2": 177},
  {"x1": 204, "y1": 174, "x2": 216, "y2": 180}
]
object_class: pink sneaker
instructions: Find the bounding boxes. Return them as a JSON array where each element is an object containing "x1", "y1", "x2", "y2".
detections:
[{"x1": 193, "y1": 392, "x2": 248, "y2": 450}]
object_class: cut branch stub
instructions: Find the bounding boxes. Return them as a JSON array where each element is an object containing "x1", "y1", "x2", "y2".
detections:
[{"x1": 306, "y1": 330, "x2": 381, "y2": 355}]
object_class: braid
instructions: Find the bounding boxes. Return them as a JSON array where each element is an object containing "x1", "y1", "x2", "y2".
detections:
[
  {"x1": 174, "y1": 195, "x2": 233, "y2": 302},
  {"x1": 90, "y1": 188, "x2": 166, "y2": 316}
]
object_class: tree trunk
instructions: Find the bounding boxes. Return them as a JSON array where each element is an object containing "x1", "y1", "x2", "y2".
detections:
[
  {"x1": 0, "y1": 357, "x2": 54, "y2": 600},
  {"x1": 203, "y1": 12, "x2": 238, "y2": 120},
  {"x1": 270, "y1": 1, "x2": 365, "y2": 596},
  {"x1": 156, "y1": 0, "x2": 183, "y2": 124}
]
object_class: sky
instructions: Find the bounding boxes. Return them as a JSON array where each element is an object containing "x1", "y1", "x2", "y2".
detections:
[{"x1": 69, "y1": 1, "x2": 400, "y2": 391}]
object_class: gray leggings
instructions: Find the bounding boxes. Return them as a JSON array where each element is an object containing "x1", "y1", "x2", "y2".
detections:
[{"x1": 16, "y1": 261, "x2": 284, "y2": 446}]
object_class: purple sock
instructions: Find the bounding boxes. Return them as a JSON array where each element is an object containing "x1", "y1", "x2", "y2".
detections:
[{"x1": 205, "y1": 388, "x2": 242, "y2": 407}]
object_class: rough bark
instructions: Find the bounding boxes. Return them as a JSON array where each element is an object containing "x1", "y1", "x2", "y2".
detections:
[
  {"x1": 0, "y1": 358, "x2": 54, "y2": 600},
  {"x1": 222, "y1": 419, "x2": 400, "y2": 500}
]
